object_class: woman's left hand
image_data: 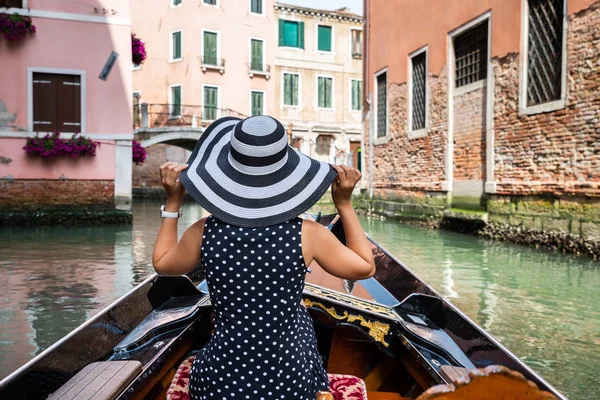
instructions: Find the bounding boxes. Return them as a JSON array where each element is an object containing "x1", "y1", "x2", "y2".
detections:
[{"x1": 160, "y1": 162, "x2": 189, "y2": 204}]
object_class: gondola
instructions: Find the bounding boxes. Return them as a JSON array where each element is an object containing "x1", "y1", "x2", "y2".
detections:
[{"x1": 0, "y1": 214, "x2": 565, "y2": 399}]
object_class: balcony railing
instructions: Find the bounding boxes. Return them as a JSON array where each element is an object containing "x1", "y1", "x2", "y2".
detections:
[
  {"x1": 248, "y1": 63, "x2": 271, "y2": 79},
  {"x1": 200, "y1": 57, "x2": 226, "y2": 74},
  {"x1": 133, "y1": 103, "x2": 247, "y2": 129}
]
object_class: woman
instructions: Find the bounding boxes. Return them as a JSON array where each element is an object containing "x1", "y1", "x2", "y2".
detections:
[{"x1": 153, "y1": 116, "x2": 375, "y2": 400}]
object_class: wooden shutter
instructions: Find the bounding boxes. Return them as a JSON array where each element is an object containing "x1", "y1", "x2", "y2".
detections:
[
  {"x1": 325, "y1": 77, "x2": 332, "y2": 108},
  {"x1": 0, "y1": 0, "x2": 23, "y2": 8},
  {"x1": 251, "y1": 0, "x2": 262, "y2": 14},
  {"x1": 352, "y1": 80, "x2": 362, "y2": 111},
  {"x1": 204, "y1": 87, "x2": 217, "y2": 120},
  {"x1": 251, "y1": 39, "x2": 263, "y2": 71},
  {"x1": 318, "y1": 26, "x2": 332, "y2": 52},
  {"x1": 33, "y1": 73, "x2": 58, "y2": 132},
  {"x1": 171, "y1": 86, "x2": 181, "y2": 116},
  {"x1": 204, "y1": 32, "x2": 217, "y2": 65},
  {"x1": 291, "y1": 74, "x2": 298, "y2": 106},
  {"x1": 57, "y1": 75, "x2": 82, "y2": 133},
  {"x1": 172, "y1": 31, "x2": 182, "y2": 60},
  {"x1": 251, "y1": 92, "x2": 263, "y2": 116},
  {"x1": 318, "y1": 77, "x2": 324, "y2": 108},
  {"x1": 298, "y1": 22, "x2": 304, "y2": 49},
  {"x1": 32, "y1": 73, "x2": 81, "y2": 133},
  {"x1": 278, "y1": 19, "x2": 285, "y2": 46},
  {"x1": 283, "y1": 74, "x2": 291, "y2": 105}
]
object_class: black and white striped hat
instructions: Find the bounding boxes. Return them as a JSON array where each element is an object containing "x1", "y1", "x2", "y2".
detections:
[{"x1": 180, "y1": 116, "x2": 337, "y2": 228}]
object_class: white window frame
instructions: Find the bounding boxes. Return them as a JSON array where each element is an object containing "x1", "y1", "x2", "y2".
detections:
[
  {"x1": 132, "y1": 63, "x2": 142, "y2": 71},
  {"x1": 169, "y1": 30, "x2": 183, "y2": 63},
  {"x1": 248, "y1": 37, "x2": 266, "y2": 72},
  {"x1": 349, "y1": 78, "x2": 362, "y2": 113},
  {"x1": 202, "y1": 84, "x2": 221, "y2": 121},
  {"x1": 373, "y1": 67, "x2": 389, "y2": 143},
  {"x1": 450, "y1": 15, "x2": 490, "y2": 96},
  {"x1": 315, "y1": 74, "x2": 335, "y2": 111},
  {"x1": 281, "y1": 71, "x2": 302, "y2": 109},
  {"x1": 201, "y1": 29, "x2": 220, "y2": 65},
  {"x1": 168, "y1": 84, "x2": 182, "y2": 118},
  {"x1": 349, "y1": 28, "x2": 363, "y2": 58},
  {"x1": 315, "y1": 24, "x2": 335, "y2": 54},
  {"x1": 170, "y1": 0, "x2": 183, "y2": 8},
  {"x1": 202, "y1": 0, "x2": 219, "y2": 7},
  {"x1": 249, "y1": 0, "x2": 265, "y2": 16},
  {"x1": 407, "y1": 45, "x2": 429, "y2": 139},
  {"x1": 249, "y1": 90, "x2": 266, "y2": 116},
  {"x1": 27, "y1": 67, "x2": 86, "y2": 134},
  {"x1": 518, "y1": 0, "x2": 568, "y2": 116}
]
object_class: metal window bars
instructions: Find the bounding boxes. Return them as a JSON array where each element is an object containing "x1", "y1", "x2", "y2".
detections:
[
  {"x1": 412, "y1": 52, "x2": 426, "y2": 131},
  {"x1": 376, "y1": 73, "x2": 387, "y2": 138},
  {"x1": 454, "y1": 20, "x2": 488, "y2": 88}
]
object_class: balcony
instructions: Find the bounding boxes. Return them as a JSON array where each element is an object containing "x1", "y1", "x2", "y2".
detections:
[
  {"x1": 133, "y1": 103, "x2": 246, "y2": 129},
  {"x1": 200, "y1": 57, "x2": 225, "y2": 74},
  {"x1": 248, "y1": 63, "x2": 271, "y2": 80}
]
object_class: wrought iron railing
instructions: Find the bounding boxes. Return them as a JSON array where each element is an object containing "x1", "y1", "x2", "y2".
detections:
[
  {"x1": 133, "y1": 103, "x2": 247, "y2": 129},
  {"x1": 200, "y1": 57, "x2": 226, "y2": 68},
  {"x1": 248, "y1": 63, "x2": 271, "y2": 74}
]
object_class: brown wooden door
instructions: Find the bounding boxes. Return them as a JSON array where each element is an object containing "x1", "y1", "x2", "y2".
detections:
[{"x1": 349, "y1": 141, "x2": 361, "y2": 171}]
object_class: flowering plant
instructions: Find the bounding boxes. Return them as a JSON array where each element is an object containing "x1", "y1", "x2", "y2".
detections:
[
  {"x1": 131, "y1": 34, "x2": 146, "y2": 66},
  {"x1": 132, "y1": 139, "x2": 146, "y2": 165},
  {"x1": 0, "y1": 13, "x2": 36, "y2": 41},
  {"x1": 23, "y1": 132, "x2": 99, "y2": 158}
]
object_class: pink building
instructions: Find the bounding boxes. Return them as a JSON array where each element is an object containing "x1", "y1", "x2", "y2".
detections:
[
  {"x1": 131, "y1": 0, "x2": 276, "y2": 120},
  {"x1": 0, "y1": 0, "x2": 133, "y2": 212}
]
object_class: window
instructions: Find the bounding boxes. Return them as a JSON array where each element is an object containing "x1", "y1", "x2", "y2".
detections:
[
  {"x1": 410, "y1": 51, "x2": 427, "y2": 131},
  {"x1": 250, "y1": 39, "x2": 264, "y2": 71},
  {"x1": 376, "y1": 71, "x2": 387, "y2": 138},
  {"x1": 203, "y1": 31, "x2": 218, "y2": 65},
  {"x1": 203, "y1": 0, "x2": 216, "y2": 5},
  {"x1": 283, "y1": 73, "x2": 300, "y2": 106},
  {"x1": 351, "y1": 29, "x2": 362, "y2": 58},
  {"x1": 171, "y1": 0, "x2": 182, "y2": 6},
  {"x1": 171, "y1": 30, "x2": 182, "y2": 61},
  {"x1": 526, "y1": 0, "x2": 565, "y2": 106},
  {"x1": 279, "y1": 19, "x2": 304, "y2": 49},
  {"x1": 351, "y1": 79, "x2": 362, "y2": 111},
  {"x1": 453, "y1": 20, "x2": 488, "y2": 88},
  {"x1": 317, "y1": 25, "x2": 332, "y2": 52},
  {"x1": 251, "y1": 91, "x2": 264, "y2": 116},
  {"x1": 170, "y1": 85, "x2": 181, "y2": 117},
  {"x1": 250, "y1": 0, "x2": 263, "y2": 14},
  {"x1": 0, "y1": 0, "x2": 24, "y2": 7},
  {"x1": 317, "y1": 76, "x2": 333, "y2": 109},
  {"x1": 32, "y1": 72, "x2": 81, "y2": 133},
  {"x1": 316, "y1": 135, "x2": 333, "y2": 155},
  {"x1": 203, "y1": 86, "x2": 218, "y2": 120}
]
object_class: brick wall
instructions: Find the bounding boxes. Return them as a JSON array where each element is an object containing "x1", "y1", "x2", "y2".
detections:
[
  {"x1": 132, "y1": 144, "x2": 190, "y2": 188},
  {"x1": 453, "y1": 87, "x2": 487, "y2": 181},
  {"x1": 0, "y1": 180, "x2": 114, "y2": 209}
]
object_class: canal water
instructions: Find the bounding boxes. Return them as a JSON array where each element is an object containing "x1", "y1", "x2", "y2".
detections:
[{"x1": 0, "y1": 201, "x2": 598, "y2": 399}]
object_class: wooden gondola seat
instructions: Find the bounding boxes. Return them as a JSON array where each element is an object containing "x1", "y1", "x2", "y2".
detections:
[
  {"x1": 166, "y1": 355, "x2": 368, "y2": 400},
  {"x1": 48, "y1": 360, "x2": 142, "y2": 400},
  {"x1": 415, "y1": 365, "x2": 558, "y2": 400}
]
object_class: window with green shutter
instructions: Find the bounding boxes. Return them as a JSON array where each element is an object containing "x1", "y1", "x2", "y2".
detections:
[
  {"x1": 250, "y1": 39, "x2": 263, "y2": 71},
  {"x1": 351, "y1": 80, "x2": 362, "y2": 111},
  {"x1": 251, "y1": 91, "x2": 264, "y2": 116},
  {"x1": 317, "y1": 76, "x2": 333, "y2": 109},
  {"x1": 171, "y1": 31, "x2": 182, "y2": 61},
  {"x1": 203, "y1": 86, "x2": 218, "y2": 120},
  {"x1": 250, "y1": 0, "x2": 262, "y2": 14},
  {"x1": 203, "y1": 0, "x2": 216, "y2": 5},
  {"x1": 317, "y1": 25, "x2": 332, "y2": 52},
  {"x1": 279, "y1": 19, "x2": 304, "y2": 49},
  {"x1": 283, "y1": 73, "x2": 299, "y2": 106},
  {"x1": 170, "y1": 85, "x2": 181, "y2": 116},
  {"x1": 172, "y1": 0, "x2": 182, "y2": 6},
  {"x1": 203, "y1": 31, "x2": 218, "y2": 65}
]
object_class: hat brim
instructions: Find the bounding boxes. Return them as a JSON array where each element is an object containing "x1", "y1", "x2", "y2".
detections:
[{"x1": 180, "y1": 117, "x2": 337, "y2": 228}]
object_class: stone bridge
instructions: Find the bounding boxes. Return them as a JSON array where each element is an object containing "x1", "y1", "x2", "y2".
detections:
[{"x1": 134, "y1": 127, "x2": 206, "y2": 151}]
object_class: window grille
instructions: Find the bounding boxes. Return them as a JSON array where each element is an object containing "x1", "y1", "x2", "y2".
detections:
[
  {"x1": 527, "y1": 0, "x2": 564, "y2": 106},
  {"x1": 376, "y1": 72, "x2": 387, "y2": 138},
  {"x1": 454, "y1": 21, "x2": 488, "y2": 88},
  {"x1": 411, "y1": 52, "x2": 426, "y2": 131}
]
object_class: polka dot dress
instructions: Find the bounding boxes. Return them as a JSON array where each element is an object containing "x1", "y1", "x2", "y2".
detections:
[{"x1": 189, "y1": 216, "x2": 329, "y2": 400}]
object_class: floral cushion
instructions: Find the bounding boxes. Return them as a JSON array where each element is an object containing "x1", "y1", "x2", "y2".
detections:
[{"x1": 167, "y1": 355, "x2": 368, "y2": 400}]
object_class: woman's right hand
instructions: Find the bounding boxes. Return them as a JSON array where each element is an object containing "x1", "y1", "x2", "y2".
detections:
[
  {"x1": 160, "y1": 162, "x2": 189, "y2": 205},
  {"x1": 331, "y1": 164, "x2": 361, "y2": 208}
]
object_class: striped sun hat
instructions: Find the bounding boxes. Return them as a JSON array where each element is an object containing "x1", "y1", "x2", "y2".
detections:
[{"x1": 179, "y1": 115, "x2": 337, "y2": 228}]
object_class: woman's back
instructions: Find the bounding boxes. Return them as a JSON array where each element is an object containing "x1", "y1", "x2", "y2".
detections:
[{"x1": 189, "y1": 216, "x2": 328, "y2": 399}]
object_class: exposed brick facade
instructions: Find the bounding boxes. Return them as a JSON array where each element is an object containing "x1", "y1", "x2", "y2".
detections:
[
  {"x1": 453, "y1": 87, "x2": 487, "y2": 182},
  {"x1": 132, "y1": 144, "x2": 190, "y2": 189},
  {"x1": 0, "y1": 180, "x2": 114, "y2": 209}
]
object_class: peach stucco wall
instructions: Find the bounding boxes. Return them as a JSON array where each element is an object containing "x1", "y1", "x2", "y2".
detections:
[
  {"x1": 365, "y1": 0, "x2": 597, "y2": 92},
  {"x1": 0, "y1": 0, "x2": 133, "y2": 181},
  {"x1": 131, "y1": 0, "x2": 276, "y2": 116}
]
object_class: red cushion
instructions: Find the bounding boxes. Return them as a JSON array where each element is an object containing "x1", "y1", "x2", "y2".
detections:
[{"x1": 167, "y1": 355, "x2": 368, "y2": 400}]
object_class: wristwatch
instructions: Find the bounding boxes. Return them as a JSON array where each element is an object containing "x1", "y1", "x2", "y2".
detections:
[{"x1": 160, "y1": 204, "x2": 182, "y2": 219}]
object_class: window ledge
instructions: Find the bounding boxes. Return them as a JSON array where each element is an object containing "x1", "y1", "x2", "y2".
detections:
[
  {"x1": 202, "y1": 64, "x2": 225, "y2": 74},
  {"x1": 169, "y1": 58, "x2": 183, "y2": 64},
  {"x1": 408, "y1": 128, "x2": 428, "y2": 140},
  {"x1": 373, "y1": 135, "x2": 389, "y2": 146},
  {"x1": 279, "y1": 46, "x2": 304, "y2": 52},
  {"x1": 249, "y1": 70, "x2": 270, "y2": 79},
  {"x1": 454, "y1": 79, "x2": 486, "y2": 96},
  {"x1": 249, "y1": 12, "x2": 265, "y2": 17},
  {"x1": 316, "y1": 107, "x2": 335, "y2": 112},
  {"x1": 519, "y1": 99, "x2": 566, "y2": 116},
  {"x1": 316, "y1": 50, "x2": 336, "y2": 55},
  {"x1": 281, "y1": 105, "x2": 302, "y2": 109}
]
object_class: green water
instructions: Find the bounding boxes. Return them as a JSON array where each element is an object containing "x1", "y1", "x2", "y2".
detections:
[{"x1": 0, "y1": 201, "x2": 598, "y2": 399}]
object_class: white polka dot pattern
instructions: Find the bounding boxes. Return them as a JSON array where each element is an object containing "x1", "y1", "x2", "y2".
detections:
[{"x1": 189, "y1": 217, "x2": 329, "y2": 399}]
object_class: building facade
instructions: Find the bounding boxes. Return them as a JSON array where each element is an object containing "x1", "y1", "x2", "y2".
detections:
[
  {"x1": 274, "y1": 3, "x2": 364, "y2": 167},
  {"x1": 0, "y1": 0, "x2": 134, "y2": 211},
  {"x1": 363, "y1": 0, "x2": 600, "y2": 239}
]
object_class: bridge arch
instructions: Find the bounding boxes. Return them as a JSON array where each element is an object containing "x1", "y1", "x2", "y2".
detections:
[{"x1": 135, "y1": 127, "x2": 206, "y2": 151}]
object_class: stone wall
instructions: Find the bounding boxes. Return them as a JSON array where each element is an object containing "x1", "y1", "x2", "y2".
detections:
[{"x1": 0, "y1": 179, "x2": 114, "y2": 209}]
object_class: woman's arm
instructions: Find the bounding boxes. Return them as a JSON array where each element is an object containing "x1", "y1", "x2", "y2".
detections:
[
  {"x1": 302, "y1": 165, "x2": 375, "y2": 280},
  {"x1": 152, "y1": 162, "x2": 205, "y2": 275}
]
